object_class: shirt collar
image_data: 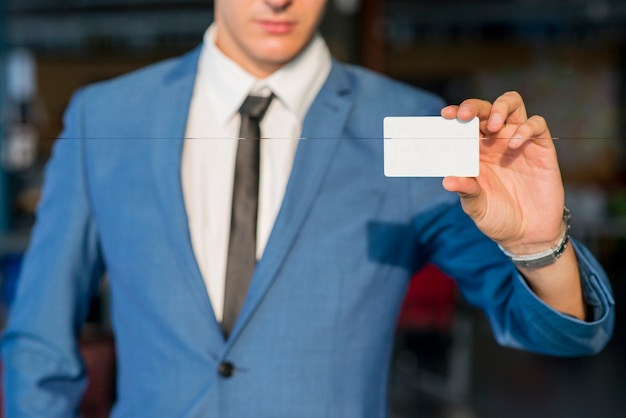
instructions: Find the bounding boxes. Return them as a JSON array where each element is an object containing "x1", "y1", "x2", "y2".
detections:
[
  {"x1": 199, "y1": 24, "x2": 331, "y2": 127},
  {"x1": 265, "y1": 33, "x2": 331, "y2": 123}
]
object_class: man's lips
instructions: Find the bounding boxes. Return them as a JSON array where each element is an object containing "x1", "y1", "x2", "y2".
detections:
[{"x1": 258, "y1": 20, "x2": 296, "y2": 35}]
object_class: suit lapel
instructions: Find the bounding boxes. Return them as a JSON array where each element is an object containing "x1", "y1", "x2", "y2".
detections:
[
  {"x1": 228, "y1": 63, "x2": 353, "y2": 341},
  {"x1": 149, "y1": 47, "x2": 225, "y2": 345},
  {"x1": 147, "y1": 55, "x2": 354, "y2": 345}
]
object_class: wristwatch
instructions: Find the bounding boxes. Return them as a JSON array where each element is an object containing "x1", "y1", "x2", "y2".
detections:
[{"x1": 498, "y1": 207, "x2": 571, "y2": 269}]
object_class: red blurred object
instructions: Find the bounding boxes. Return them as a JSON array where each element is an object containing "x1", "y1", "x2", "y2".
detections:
[
  {"x1": 396, "y1": 263, "x2": 458, "y2": 333},
  {"x1": 392, "y1": 264, "x2": 472, "y2": 407},
  {"x1": 78, "y1": 333, "x2": 116, "y2": 418}
]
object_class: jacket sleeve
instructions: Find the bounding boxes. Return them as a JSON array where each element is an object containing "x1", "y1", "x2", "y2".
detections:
[
  {"x1": 1, "y1": 89, "x2": 105, "y2": 417},
  {"x1": 415, "y1": 200, "x2": 615, "y2": 356}
]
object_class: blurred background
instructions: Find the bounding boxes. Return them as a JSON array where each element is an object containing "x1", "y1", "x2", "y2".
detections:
[{"x1": 0, "y1": 0, "x2": 624, "y2": 417}]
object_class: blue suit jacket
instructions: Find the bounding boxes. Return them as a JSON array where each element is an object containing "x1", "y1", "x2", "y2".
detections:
[{"x1": 1, "y1": 46, "x2": 615, "y2": 417}]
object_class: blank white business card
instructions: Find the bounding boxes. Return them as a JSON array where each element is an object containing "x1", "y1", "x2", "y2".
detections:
[{"x1": 384, "y1": 116, "x2": 479, "y2": 177}]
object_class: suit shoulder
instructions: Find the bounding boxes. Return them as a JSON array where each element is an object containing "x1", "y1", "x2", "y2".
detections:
[
  {"x1": 331, "y1": 61, "x2": 445, "y2": 116},
  {"x1": 76, "y1": 46, "x2": 201, "y2": 105},
  {"x1": 339, "y1": 62, "x2": 445, "y2": 112}
]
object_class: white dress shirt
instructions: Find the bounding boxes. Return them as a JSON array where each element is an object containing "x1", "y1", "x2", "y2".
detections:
[{"x1": 182, "y1": 24, "x2": 331, "y2": 321}]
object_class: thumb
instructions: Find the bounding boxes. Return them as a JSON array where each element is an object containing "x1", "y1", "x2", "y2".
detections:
[
  {"x1": 442, "y1": 176, "x2": 480, "y2": 197},
  {"x1": 443, "y1": 176, "x2": 485, "y2": 220}
]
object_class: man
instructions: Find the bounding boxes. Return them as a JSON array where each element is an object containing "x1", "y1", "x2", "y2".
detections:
[{"x1": 1, "y1": 0, "x2": 615, "y2": 417}]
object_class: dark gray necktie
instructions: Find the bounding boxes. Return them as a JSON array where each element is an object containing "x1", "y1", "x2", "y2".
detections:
[{"x1": 222, "y1": 94, "x2": 274, "y2": 337}]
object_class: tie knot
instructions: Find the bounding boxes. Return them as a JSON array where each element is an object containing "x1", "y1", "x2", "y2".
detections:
[{"x1": 239, "y1": 94, "x2": 274, "y2": 120}]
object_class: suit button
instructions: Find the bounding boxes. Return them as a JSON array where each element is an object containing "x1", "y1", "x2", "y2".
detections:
[{"x1": 218, "y1": 361, "x2": 235, "y2": 378}]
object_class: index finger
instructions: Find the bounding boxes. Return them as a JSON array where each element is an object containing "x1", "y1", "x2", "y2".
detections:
[
  {"x1": 441, "y1": 98, "x2": 493, "y2": 122},
  {"x1": 486, "y1": 91, "x2": 528, "y2": 133}
]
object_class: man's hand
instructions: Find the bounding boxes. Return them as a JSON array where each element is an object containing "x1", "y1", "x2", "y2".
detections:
[
  {"x1": 440, "y1": 91, "x2": 564, "y2": 255},
  {"x1": 441, "y1": 91, "x2": 587, "y2": 320}
]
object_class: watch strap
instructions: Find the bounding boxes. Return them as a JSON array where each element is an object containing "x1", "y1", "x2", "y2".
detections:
[{"x1": 498, "y1": 207, "x2": 571, "y2": 269}]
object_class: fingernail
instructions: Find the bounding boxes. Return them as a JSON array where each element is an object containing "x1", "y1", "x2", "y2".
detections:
[
  {"x1": 458, "y1": 104, "x2": 472, "y2": 113},
  {"x1": 488, "y1": 114, "x2": 502, "y2": 128},
  {"x1": 509, "y1": 134, "x2": 522, "y2": 148}
]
